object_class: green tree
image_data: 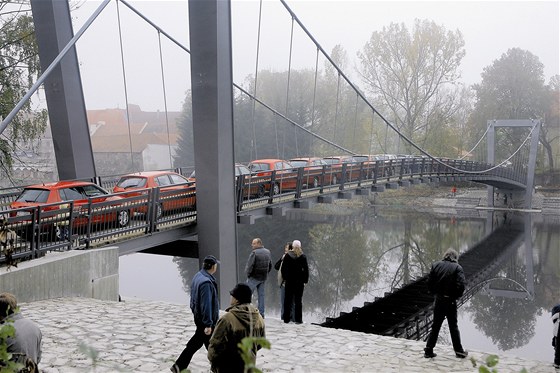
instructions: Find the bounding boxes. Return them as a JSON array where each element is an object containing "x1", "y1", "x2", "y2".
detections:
[
  {"x1": 0, "y1": 2, "x2": 48, "y2": 177},
  {"x1": 468, "y1": 48, "x2": 550, "y2": 165},
  {"x1": 173, "y1": 91, "x2": 194, "y2": 168},
  {"x1": 357, "y1": 19, "x2": 467, "y2": 154},
  {"x1": 539, "y1": 75, "x2": 559, "y2": 181}
]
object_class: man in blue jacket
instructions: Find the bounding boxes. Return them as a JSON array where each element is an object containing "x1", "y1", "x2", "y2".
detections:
[
  {"x1": 424, "y1": 249, "x2": 468, "y2": 359},
  {"x1": 171, "y1": 255, "x2": 220, "y2": 373}
]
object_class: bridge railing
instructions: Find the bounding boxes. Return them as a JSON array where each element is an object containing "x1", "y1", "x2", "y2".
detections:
[
  {"x1": 0, "y1": 185, "x2": 197, "y2": 265},
  {"x1": 1, "y1": 156, "x2": 526, "y2": 266}
]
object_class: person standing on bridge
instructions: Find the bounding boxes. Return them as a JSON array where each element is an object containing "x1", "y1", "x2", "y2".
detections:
[
  {"x1": 424, "y1": 249, "x2": 468, "y2": 359},
  {"x1": 245, "y1": 237, "x2": 272, "y2": 318},
  {"x1": 171, "y1": 255, "x2": 220, "y2": 373}
]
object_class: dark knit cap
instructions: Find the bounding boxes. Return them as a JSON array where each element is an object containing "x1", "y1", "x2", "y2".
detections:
[{"x1": 230, "y1": 283, "x2": 252, "y2": 304}]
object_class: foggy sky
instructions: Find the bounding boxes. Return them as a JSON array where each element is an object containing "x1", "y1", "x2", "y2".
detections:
[{"x1": 70, "y1": 0, "x2": 559, "y2": 112}]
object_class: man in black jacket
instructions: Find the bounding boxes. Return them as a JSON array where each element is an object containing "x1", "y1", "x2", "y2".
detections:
[{"x1": 424, "y1": 249, "x2": 468, "y2": 359}]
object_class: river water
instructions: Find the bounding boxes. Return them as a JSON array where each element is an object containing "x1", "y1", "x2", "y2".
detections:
[{"x1": 119, "y1": 203, "x2": 559, "y2": 363}]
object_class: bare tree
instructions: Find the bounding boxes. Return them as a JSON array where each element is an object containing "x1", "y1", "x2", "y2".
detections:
[{"x1": 357, "y1": 19, "x2": 467, "y2": 153}]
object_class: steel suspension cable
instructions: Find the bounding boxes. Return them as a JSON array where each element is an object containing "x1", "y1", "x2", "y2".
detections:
[
  {"x1": 352, "y1": 92, "x2": 358, "y2": 151},
  {"x1": 333, "y1": 73, "x2": 341, "y2": 146},
  {"x1": 310, "y1": 47, "x2": 320, "y2": 156},
  {"x1": 116, "y1": 0, "x2": 135, "y2": 171},
  {"x1": 458, "y1": 121, "x2": 492, "y2": 160},
  {"x1": 233, "y1": 83, "x2": 355, "y2": 154},
  {"x1": 157, "y1": 31, "x2": 173, "y2": 169},
  {"x1": 285, "y1": 16, "x2": 296, "y2": 157},
  {"x1": 368, "y1": 112, "x2": 374, "y2": 155},
  {"x1": 278, "y1": 0, "x2": 529, "y2": 174},
  {"x1": 250, "y1": 0, "x2": 264, "y2": 161},
  {"x1": 0, "y1": 0, "x2": 111, "y2": 135}
]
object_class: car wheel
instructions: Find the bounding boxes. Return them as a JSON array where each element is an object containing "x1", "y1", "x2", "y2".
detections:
[
  {"x1": 271, "y1": 183, "x2": 280, "y2": 196},
  {"x1": 312, "y1": 177, "x2": 319, "y2": 188},
  {"x1": 55, "y1": 225, "x2": 69, "y2": 241},
  {"x1": 256, "y1": 185, "x2": 266, "y2": 198},
  {"x1": 155, "y1": 204, "x2": 163, "y2": 219},
  {"x1": 117, "y1": 210, "x2": 130, "y2": 227}
]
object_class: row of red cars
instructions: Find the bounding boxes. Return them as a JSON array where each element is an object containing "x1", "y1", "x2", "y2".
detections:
[{"x1": 7, "y1": 154, "x2": 391, "y2": 236}]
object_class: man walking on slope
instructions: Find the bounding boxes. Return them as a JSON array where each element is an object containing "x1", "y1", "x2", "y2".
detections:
[
  {"x1": 171, "y1": 255, "x2": 220, "y2": 373},
  {"x1": 424, "y1": 248, "x2": 469, "y2": 359},
  {"x1": 245, "y1": 237, "x2": 272, "y2": 318}
]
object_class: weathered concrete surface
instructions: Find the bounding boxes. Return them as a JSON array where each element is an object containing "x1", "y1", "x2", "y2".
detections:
[
  {"x1": 20, "y1": 297, "x2": 556, "y2": 373},
  {"x1": 0, "y1": 248, "x2": 118, "y2": 302}
]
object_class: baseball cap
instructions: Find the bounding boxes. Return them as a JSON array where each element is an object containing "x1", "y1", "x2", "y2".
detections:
[{"x1": 203, "y1": 255, "x2": 220, "y2": 265}]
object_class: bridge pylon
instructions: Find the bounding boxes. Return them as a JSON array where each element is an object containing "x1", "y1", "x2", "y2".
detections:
[{"x1": 487, "y1": 120, "x2": 541, "y2": 210}]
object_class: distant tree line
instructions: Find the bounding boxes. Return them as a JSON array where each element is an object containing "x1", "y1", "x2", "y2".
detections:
[
  {"x1": 174, "y1": 19, "x2": 558, "y2": 183},
  {"x1": 0, "y1": 5, "x2": 557, "y2": 184}
]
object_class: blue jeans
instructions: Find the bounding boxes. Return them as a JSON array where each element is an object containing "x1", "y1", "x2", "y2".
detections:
[{"x1": 247, "y1": 277, "x2": 266, "y2": 317}]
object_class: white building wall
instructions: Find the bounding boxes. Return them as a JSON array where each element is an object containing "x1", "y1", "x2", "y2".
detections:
[{"x1": 142, "y1": 144, "x2": 177, "y2": 171}]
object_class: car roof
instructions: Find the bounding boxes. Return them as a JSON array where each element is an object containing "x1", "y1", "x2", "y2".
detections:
[
  {"x1": 289, "y1": 157, "x2": 322, "y2": 161},
  {"x1": 24, "y1": 180, "x2": 97, "y2": 190},
  {"x1": 119, "y1": 171, "x2": 179, "y2": 178},
  {"x1": 249, "y1": 159, "x2": 287, "y2": 163}
]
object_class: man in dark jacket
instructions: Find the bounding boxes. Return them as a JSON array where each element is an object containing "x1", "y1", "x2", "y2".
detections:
[
  {"x1": 552, "y1": 303, "x2": 560, "y2": 369},
  {"x1": 424, "y1": 249, "x2": 468, "y2": 359},
  {"x1": 171, "y1": 255, "x2": 220, "y2": 373},
  {"x1": 281, "y1": 240, "x2": 309, "y2": 324},
  {"x1": 245, "y1": 237, "x2": 272, "y2": 318},
  {"x1": 208, "y1": 283, "x2": 265, "y2": 373},
  {"x1": 0, "y1": 292, "x2": 42, "y2": 370}
]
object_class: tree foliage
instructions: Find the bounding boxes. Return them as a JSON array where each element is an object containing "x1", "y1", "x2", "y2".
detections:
[
  {"x1": 0, "y1": 2, "x2": 47, "y2": 176},
  {"x1": 468, "y1": 48, "x2": 557, "y2": 173},
  {"x1": 540, "y1": 75, "x2": 560, "y2": 177},
  {"x1": 357, "y1": 19, "x2": 468, "y2": 154}
]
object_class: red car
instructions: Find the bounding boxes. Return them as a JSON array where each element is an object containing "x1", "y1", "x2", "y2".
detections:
[
  {"x1": 247, "y1": 159, "x2": 297, "y2": 195},
  {"x1": 10, "y1": 181, "x2": 130, "y2": 239},
  {"x1": 288, "y1": 157, "x2": 333, "y2": 187},
  {"x1": 322, "y1": 155, "x2": 369, "y2": 182},
  {"x1": 112, "y1": 171, "x2": 196, "y2": 218}
]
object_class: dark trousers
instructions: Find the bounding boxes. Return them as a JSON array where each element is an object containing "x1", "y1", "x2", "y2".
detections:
[
  {"x1": 283, "y1": 281, "x2": 304, "y2": 323},
  {"x1": 175, "y1": 320, "x2": 211, "y2": 370},
  {"x1": 555, "y1": 324, "x2": 560, "y2": 365},
  {"x1": 426, "y1": 297, "x2": 464, "y2": 352}
]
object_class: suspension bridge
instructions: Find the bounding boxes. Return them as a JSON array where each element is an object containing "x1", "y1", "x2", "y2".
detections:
[{"x1": 0, "y1": 0, "x2": 542, "y2": 305}]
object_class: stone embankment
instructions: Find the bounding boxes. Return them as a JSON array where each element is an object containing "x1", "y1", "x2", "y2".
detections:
[{"x1": 21, "y1": 297, "x2": 556, "y2": 373}]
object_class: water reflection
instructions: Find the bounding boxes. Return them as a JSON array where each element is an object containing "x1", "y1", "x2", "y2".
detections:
[{"x1": 119, "y1": 205, "x2": 559, "y2": 362}]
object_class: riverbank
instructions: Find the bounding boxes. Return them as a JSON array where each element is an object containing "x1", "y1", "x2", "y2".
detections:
[
  {"x1": 21, "y1": 297, "x2": 556, "y2": 373},
  {"x1": 364, "y1": 184, "x2": 560, "y2": 213}
]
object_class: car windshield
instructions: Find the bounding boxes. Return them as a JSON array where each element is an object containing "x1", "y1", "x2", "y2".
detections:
[
  {"x1": 353, "y1": 156, "x2": 369, "y2": 162},
  {"x1": 289, "y1": 160, "x2": 308, "y2": 168},
  {"x1": 82, "y1": 184, "x2": 107, "y2": 197},
  {"x1": 117, "y1": 177, "x2": 147, "y2": 189},
  {"x1": 169, "y1": 174, "x2": 189, "y2": 185},
  {"x1": 322, "y1": 158, "x2": 340, "y2": 165},
  {"x1": 15, "y1": 189, "x2": 49, "y2": 203},
  {"x1": 248, "y1": 163, "x2": 268, "y2": 172},
  {"x1": 235, "y1": 165, "x2": 251, "y2": 176}
]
